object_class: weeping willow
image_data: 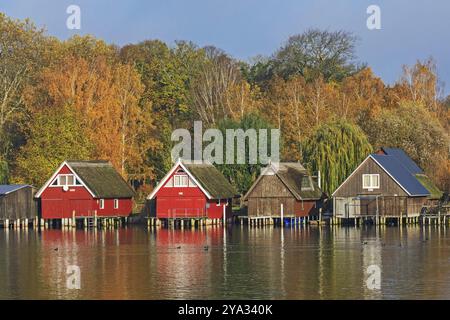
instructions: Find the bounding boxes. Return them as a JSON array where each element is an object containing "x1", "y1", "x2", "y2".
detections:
[{"x1": 303, "y1": 121, "x2": 372, "y2": 196}]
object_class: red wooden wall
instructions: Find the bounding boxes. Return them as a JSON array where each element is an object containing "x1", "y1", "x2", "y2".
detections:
[{"x1": 40, "y1": 165, "x2": 132, "y2": 219}]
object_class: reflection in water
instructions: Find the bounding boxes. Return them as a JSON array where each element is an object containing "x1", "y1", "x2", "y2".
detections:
[{"x1": 0, "y1": 225, "x2": 450, "y2": 299}]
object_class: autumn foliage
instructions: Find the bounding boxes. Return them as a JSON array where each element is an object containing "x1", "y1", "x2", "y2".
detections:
[{"x1": 0, "y1": 14, "x2": 448, "y2": 196}]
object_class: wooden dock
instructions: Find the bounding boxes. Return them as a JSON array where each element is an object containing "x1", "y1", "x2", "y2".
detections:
[{"x1": 0, "y1": 216, "x2": 129, "y2": 230}]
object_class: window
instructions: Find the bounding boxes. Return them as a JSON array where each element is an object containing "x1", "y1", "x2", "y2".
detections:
[
  {"x1": 362, "y1": 174, "x2": 380, "y2": 189},
  {"x1": 52, "y1": 174, "x2": 81, "y2": 187},
  {"x1": 174, "y1": 175, "x2": 188, "y2": 187},
  {"x1": 216, "y1": 199, "x2": 221, "y2": 206},
  {"x1": 188, "y1": 178, "x2": 197, "y2": 187},
  {"x1": 165, "y1": 177, "x2": 173, "y2": 187},
  {"x1": 114, "y1": 199, "x2": 119, "y2": 209},
  {"x1": 59, "y1": 175, "x2": 67, "y2": 186},
  {"x1": 99, "y1": 199, "x2": 105, "y2": 209}
]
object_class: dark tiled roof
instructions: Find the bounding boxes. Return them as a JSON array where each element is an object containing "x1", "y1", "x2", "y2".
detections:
[
  {"x1": 370, "y1": 154, "x2": 429, "y2": 196},
  {"x1": 275, "y1": 163, "x2": 323, "y2": 200},
  {"x1": 183, "y1": 162, "x2": 237, "y2": 199},
  {"x1": 67, "y1": 161, "x2": 135, "y2": 198},
  {"x1": 0, "y1": 185, "x2": 30, "y2": 195},
  {"x1": 380, "y1": 148, "x2": 423, "y2": 174}
]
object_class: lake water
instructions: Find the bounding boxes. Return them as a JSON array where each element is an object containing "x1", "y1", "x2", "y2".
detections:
[{"x1": 0, "y1": 225, "x2": 449, "y2": 300}]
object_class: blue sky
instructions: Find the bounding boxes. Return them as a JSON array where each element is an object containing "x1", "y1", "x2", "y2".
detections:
[{"x1": 2, "y1": 0, "x2": 450, "y2": 94}]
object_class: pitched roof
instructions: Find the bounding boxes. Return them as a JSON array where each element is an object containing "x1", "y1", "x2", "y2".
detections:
[
  {"x1": 380, "y1": 147, "x2": 423, "y2": 174},
  {"x1": 147, "y1": 160, "x2": 237, "y2": 200},
  {"x1": 0, "y1": 185, "x2": 31, "y2": 196},
  {"x1": 183, "y1": 162, "x2": 237, "y2": 199},
  {"x1": 370, "y1": 154, "x2": 430, "y2": 196},
  {"x1": 244, "y1": 162, "x2": 323, "y2": 200},
  {"x1": 67, "y1": 161, "x2": 135, "y2": 198}
]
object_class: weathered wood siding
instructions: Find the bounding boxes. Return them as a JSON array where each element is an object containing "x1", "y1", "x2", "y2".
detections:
[
  {"x1": 334, "y1": 196, "x2": 426, "y2": 218},
  {"x1": 247, "y1": 175, "x2": 293, "y2": 217},
  {"x1": 246, "y1": 174, "x2": 318, "y2": 217},
  {"x1": 0, "y1": 186, "x2": 37, "y2": 220},
  {"x1": 333, "y1": 157, "x2": 407, "y2": 197}
]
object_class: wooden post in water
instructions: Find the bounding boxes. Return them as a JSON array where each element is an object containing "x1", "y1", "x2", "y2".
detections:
[
  {"x1": 72, "y1": 211, "x2": 76, "y2": 228},
  {"x1": 223, "y1": 204, "x2": 226, "y2": 226}
]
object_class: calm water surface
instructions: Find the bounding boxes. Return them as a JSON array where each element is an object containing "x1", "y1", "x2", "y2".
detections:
[{"x1": 1, "y1": 225, "x2": 450, "y2": 299}]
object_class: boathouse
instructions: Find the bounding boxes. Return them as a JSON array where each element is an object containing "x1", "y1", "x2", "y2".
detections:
[
  {"x1": 35, "y1": 161, "x2": 135, "y2": 222},
  {"x1": 242, "y1": 162, "x2": 324, "y2": 221},
  {"x1": 147, "y1": 160, "x2": 237, "y2": 223},
  {"x1": 0, "y1": 185, "x2": 37, "y2": 227},
  {"x1": 332, "y1": 148, "x2": 442, "y2": 221}
]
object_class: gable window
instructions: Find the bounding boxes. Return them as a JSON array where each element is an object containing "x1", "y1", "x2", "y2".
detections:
[
  {"x1": 188, "y1": 177, "x2": 197, "y2": 187},
  {"x1": 362, "y1": 174, "x2": 380, "y2": 189},
  {"x1": 99, "y1": 199, "x2": 105, "y2": 209},
  {"x1": 174, "y1": 175, "x2": 188, "y2": 187},
  {"x1": 52, "y1": 174, "x2": 82, "y2": 187},
  {"x1": 165, "y1": 177, "x2": 174, "y2": 188},
  {"x1": 114, "y1": 199, "x2": 119, "y2": 209}
]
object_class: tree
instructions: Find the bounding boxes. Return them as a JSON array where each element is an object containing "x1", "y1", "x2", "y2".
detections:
[
  {"x1": 0, "y1": 159, "x2": 8, "y2": 184},
  {"x1": 23, "y1": 53, "x2": 157, "y2": 182},
  {"x1": 365, "y1": 102, "x2": 449, "y2": 190},
  {"x1": 14, "y1": 106, "x2": 92, "y2": 186},
  {"x1": 0, "y1": 13, "x2": 50, "y2": 178},
  {"x1": 303, "y1": 121, "x2": 372, "y2": 195},
  {"x1": 216, "y1": 113, "x2": 277, "y2": 194},
  {"x1": 191, "y1": 46, "x2": 244, "y2": 125},
  {"x1": 273, "y1": 29, "x2": 361, "y2": 82}
]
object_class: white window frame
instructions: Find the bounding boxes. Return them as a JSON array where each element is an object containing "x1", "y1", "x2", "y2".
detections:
[
  {"x1": 362, "y1": 174, "x2": 380, "y2": 190},
  {"x1": 188, "y1": 177, "x2": 197, "y2": 187},
  {"x1": 164, "y1": 177, "x2": 174, "y2": 188},
  {"x1": 99, "y1": 199, "x2": 105, "y2": 210},
  {"x1": 114, "y1": 199, "x2": 119, "y2": 209},
  {"x1": 216, "y1": 199, "x2": 221, "y2": 206},
  {"x1": 50, "y1": 174, "x2": 83, "y2": 187},
  {"x1": 174, "y1": 175, "x2": 188, "y2": 187}
]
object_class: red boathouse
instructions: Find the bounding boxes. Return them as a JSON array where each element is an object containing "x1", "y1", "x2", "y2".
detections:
[
  {"x1": 36, "y1": 161, "x2": 135, "y2": 220},
  {"x1": 147, "y1": 160, "x2": 237, "y2": 220}
]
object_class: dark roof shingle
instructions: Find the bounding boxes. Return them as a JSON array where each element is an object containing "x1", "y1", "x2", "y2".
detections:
[
  {"x1": 183, "y1": 162, "x2": 237, "y2": 199},
  {"x1": 67, "y1": 161, "x2": 135, "y2": 198}
]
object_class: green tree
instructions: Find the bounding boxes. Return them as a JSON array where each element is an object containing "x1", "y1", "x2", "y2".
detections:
[
  {"x1": 303, "y1": 121, "x2": 372, "y2": 195},
  {"x1": 216, "y1": 113, "x2": 278, "y2": 194},
  {"x1": 14, "y1": 106, "x2": 93, "y2": 187},
  {"x1": 0, "y1": 13, "x2": 51, "y2": 176},
  {"x1": 365, "y1": 103, "x2": 449, "y2": 190},
  {"x1": 273, "y1": 29, "x2": 361, "y2": 82}
]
